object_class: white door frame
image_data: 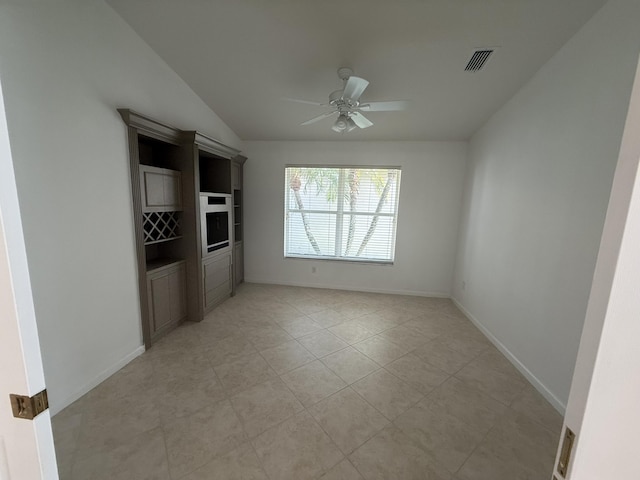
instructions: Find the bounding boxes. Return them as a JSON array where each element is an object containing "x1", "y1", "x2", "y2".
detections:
[
  {"x1": 553, "y1": 55, "x2": 640, "y2": 479},
  {"x1": 0, "y1": 74, "x2": 57, "y2": 478}
]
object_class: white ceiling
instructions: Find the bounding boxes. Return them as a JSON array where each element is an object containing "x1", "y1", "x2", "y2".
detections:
[{"x1": 107, "y1": 0, "x2": 607, "y2": 141}]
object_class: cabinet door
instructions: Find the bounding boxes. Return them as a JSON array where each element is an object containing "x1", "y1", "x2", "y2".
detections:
[
  {"x1": 203, "y1": 252, "x2": 232, "y2": 311},
  {"x1": 168, "y1": 265, "x2": 187, "y2": 321},
  {"x1": 163, "y1": 173, "x2": 182, "y2": 209},
  {"x1": 148, "y1": 273, "x2": 172, "y2": 334},
  {"x1": 140, "y1": 165, "x2": 182, "y2": 212},
  {"x1": 142, "y1": 169, "x2": 165, "y2": 208},
  {"x1": 147, "y1": 262, "x2": 187, "y2": 335}
]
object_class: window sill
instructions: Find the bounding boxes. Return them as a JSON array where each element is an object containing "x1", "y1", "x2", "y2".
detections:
[{"x1": 284, "y1": 254, "x2": 394, "y2": 266}]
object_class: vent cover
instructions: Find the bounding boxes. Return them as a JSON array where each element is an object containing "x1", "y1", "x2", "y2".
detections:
[{"x1": 465, "y1": 49, "x2": 494, "y2": 71}]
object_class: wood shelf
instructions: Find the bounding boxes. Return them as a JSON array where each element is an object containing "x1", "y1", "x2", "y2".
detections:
[
  {"x1": 144, "y1": 236, "x2": 183, "y2": 246},
  {"x1": 146, "y1": 258, "x2": 185, "y2": 273}
]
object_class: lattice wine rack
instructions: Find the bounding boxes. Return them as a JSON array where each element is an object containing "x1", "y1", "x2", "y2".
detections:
[{"x1": 143, "y1": 212, "x2": 181, "y2": 245}]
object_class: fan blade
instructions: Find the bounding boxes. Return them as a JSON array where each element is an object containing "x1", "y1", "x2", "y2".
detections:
[
  {"x1": 359, "y1": 100, "x2": 409, "y2": 112},
  {"x1": 282, "y1": 97, "x2": 326, "y2": 106},
  {"x1": 350, "y1": 112, "x2": 373, "y2": 129},
  {"x1": 300, "y1": 111, "x2": 337, "y2": 126},
  {"x1": 341, "y1": 76, "x2": 369, "y2": 102}
]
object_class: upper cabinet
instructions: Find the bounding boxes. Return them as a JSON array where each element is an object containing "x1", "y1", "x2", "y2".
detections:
[{"x1": 139, "y1": 165, "x2": 182, "y2": 212}]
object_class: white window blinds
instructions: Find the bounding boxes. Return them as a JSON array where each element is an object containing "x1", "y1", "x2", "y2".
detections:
[{"x1": 284, "y1": 166, "x2": 401, "y2": 263}]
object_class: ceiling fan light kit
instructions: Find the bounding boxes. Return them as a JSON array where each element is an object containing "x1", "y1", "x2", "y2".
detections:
[
  {"x1": 331, "y1": 114, "x2": 358, "y2": 133},
  {"x1": 286, "y1": 67, "x2": 408, "y2": 133},
  {"x1": 331, "y1": 115, "x2": 347, "y2": 133}
]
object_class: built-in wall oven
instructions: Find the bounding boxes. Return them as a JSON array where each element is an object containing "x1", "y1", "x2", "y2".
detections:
[{"x1": 200, "y1": 193, "x2": 232, "y2": 257}]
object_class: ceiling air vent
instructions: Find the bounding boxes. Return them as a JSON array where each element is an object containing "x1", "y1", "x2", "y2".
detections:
[{"x1": 465, "y1": 49, "x2": 494, "y2": 72}]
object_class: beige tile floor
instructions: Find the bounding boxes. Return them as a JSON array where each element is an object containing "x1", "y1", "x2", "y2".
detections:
[{"x1": 52, "y1": 283, "x2": 563, "y2": 480}]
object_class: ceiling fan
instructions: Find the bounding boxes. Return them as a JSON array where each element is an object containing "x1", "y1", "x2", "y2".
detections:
[{"x1": 284, "y1": 67, "x2": 408, "y2": 133}]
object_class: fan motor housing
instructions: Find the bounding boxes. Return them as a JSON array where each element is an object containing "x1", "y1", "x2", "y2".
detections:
[{"x1": 329, "y1": 89, "x2": 359, "y2": 111}]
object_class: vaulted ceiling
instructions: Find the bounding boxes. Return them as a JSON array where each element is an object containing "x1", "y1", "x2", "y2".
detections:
[{"x1": 107, "y1": 0, "x2": 607, "y2": 141}]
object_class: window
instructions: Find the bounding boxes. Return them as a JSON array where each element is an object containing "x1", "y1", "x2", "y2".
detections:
[{"x1": 284, "y1": 166, "x2": 401, "y2": 263}]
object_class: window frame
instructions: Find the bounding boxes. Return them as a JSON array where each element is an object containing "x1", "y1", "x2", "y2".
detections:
[{"x1": 283, "y1": 165, "x2": 402, "y2": 265}]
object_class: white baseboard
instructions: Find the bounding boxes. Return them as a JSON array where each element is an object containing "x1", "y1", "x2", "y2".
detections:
[
  {"x1": 243, "y1": 277, "x2": 450, "y2": 298},
  {"x1": 50, "y1": 345, "x2": 145, "y2": 416},
  {"x1": 452, "y1": 297, "x2": 566, "y2": 415}
]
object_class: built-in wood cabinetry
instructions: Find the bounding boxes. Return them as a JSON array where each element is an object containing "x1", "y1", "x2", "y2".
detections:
[{"x1": 120, "y1": 110, "x2": 246, "y2": 348}]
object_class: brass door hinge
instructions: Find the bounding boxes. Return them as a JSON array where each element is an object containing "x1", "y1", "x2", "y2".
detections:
[
  {"x1": 9, "y1": 389, "x2": 48, "y2": 420},
  {"x1": 556, "y1": 426, "x2": 576, "y2": 477}
]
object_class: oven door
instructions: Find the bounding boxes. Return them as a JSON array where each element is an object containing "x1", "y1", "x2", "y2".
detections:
[
  {"x1": 204, "y1": 210, "x2": 229, "y2": 253},
  {"x1": 200, "y1": 194, "x2": 232, "y2": 257}
]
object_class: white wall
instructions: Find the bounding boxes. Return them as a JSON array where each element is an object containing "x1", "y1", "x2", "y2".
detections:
[
  {"x1": 562, "y1": 53, "x2": 640, "y2": 480},
  {"x1": 0, "y1": 0, "x2": 241, "y2": 414},
  {"x1": 452, "y1": 0, "x2": 640, "y2": 411},
  {"x1": 243, "y1": 141, "x2": 467, "y2": 296},
  {"x1": 0, "y1": 60, "x2": 57, "y2": 480}
]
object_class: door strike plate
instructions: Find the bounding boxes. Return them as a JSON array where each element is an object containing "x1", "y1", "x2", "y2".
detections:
[
  {"x1": 9, "y1": 389, "x2": 49, "y2": 420},
  {"x1": 556, "y1": 426, "x2": 576, "y2": 477}
]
